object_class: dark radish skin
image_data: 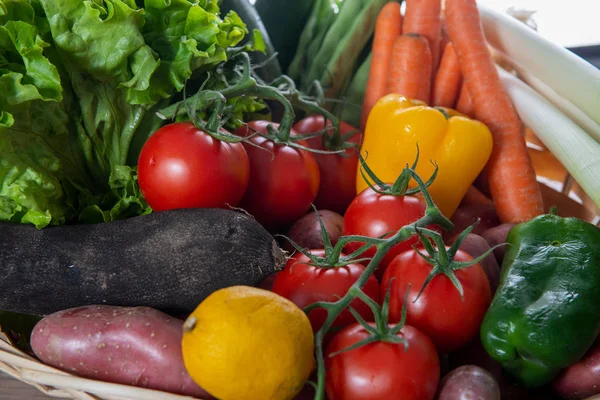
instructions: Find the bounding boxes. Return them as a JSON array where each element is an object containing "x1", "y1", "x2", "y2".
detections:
[
  {"x1": 437, "y1": 365, "x2": 501, "y2": 400},
  {"x1": 284, "y1": 210, "x2": 344, "y2": 253},
  {"x1": 444, "y1": 204, "x2": 500, "y2": 242},
  {"x1": 31, "y1": 306, "x2": 212, "y2": 398},
  {"x1": 0, "y1": 208, "x2": 286, "y2": 316},
  {"x1": 481, "y1": 223, "x2": 516, "y2": 265},
  {"x1": 458, "y1": 233, "x2": 501, "y2": 293},
  {"x1": 553, "y1": 339, "x2": 600, "y2": 399}
]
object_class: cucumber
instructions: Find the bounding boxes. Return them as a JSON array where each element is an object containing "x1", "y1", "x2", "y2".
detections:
[
  {"x1": 221, "y1": 0, "x2": 282, "y2": 82},
  {"x1": 0, "y1": 208, "x2": 286, "y2": 316},
  {"x1": 254, "y1": 0, "x2": 316, "y2": 73}
]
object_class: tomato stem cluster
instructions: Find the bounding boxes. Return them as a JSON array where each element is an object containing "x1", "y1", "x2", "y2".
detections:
[
  {"x1": 328, "y1": 283, "x2": 412, "y2": 357},
  {"x1": 305, "y1": 163, "x2": 454, "y2": 400},
  {"x1": 359, "y1": 145, "x2": 436, "y2": 197},
  {"x1": 157, "y1": 52, "x2": 346, "y2": 154},
  {"x1": 410, "y1": 224, "x2": 504, "y2": 301},
  {"x1": 280, "y1": 208, "x2": 374, "y2": 268}
]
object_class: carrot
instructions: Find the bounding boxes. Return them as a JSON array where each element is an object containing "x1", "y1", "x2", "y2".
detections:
[
  {"x1": 461, "y1": 185, "x2": 494, "y2": 207},
  {"x1": 388, "y1": 34, "x2": 432, "y2": 104},
  {"x1": 431, "y1": 42, "x2": 462, "y2": 108},
  {"x1": 455, "y1": 81, "x2": 475, "y2": 118},
  {"x1": 445, "y1": 0, "x2": 543, "y2": 223},
  {"x1": 360, "y1": 2, "x2": 403, "y2": 130},
  {"x1": 402, "y1": 0, "x2": 442, "y2": 74},
  {"x1": 439, "y1": 16, "x2": 451, "y2": 52}
]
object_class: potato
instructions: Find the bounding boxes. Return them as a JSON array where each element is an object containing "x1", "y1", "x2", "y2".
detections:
[
  {"x1": 445, "y1": 205, "x2": 500, "y2": 242},
  {"x1": 481, "y1": 223, "x2": 516, "y2": 265},
  {"x1": 553, "y1": 339, "x2": 600, "y2": 399},
  {"x1": 284, "y1": 210, "x2": 344, "y2": 252},
  {"x1": 458, "y1": 234, "x2": 501, "y2": 293},
  {"x1": 437, "y1": 365, "x2": 501, "y2": 400},
  {"x1": 30, "y1": 305, "x2": 211, "y2": 398}
]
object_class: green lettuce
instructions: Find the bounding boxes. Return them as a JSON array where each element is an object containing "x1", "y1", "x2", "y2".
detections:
[
  {"x1": 0, "y1": 0, "x2": 252, "y2": 228},
  {"x1": 0, "y1": 0, "x2": 76, "y2": 228}
]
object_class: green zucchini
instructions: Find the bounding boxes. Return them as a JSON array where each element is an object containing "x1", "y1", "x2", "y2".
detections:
[{"x1": 0, "y1": 208, "x2": 286, "y2": 316}]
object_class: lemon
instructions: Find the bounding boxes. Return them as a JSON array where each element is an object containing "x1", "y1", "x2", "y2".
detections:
[{"x1": 181, "y1": 285, "x2": 315, "y2": 400}]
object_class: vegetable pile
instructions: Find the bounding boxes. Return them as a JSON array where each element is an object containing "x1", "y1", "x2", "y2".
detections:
[{"x1": 1, "y1": 1, "x2": 600, "y2": 400}]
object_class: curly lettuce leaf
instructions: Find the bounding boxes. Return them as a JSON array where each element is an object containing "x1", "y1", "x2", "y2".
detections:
[
  {"x1": 39, "y1": 0, "x2": 251, "y2": 182},
  {"x1": 1, "y1": 0, "x2": 255, "y2": 228},
  {"x1": 0, "y1": 1, "x2": 75, "y2": 228},
  {"x1": 0, "y1": 109, "x2": 74, "y2": 228},
  {"x1": 0, "y1": 17, "x2": 62, "y2": 123},
  {"x1": 141, "y1": 0, "x2": 246, "y2": 96},
  {"x1": 77, "y1": 164, "x2": 151, "y2": 224}
]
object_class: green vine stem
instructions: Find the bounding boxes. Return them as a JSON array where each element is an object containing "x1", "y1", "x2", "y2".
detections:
[
  {"x1": 409, "y1": 223, "x2": 507, "y2": 301},
  {"x1": 278, "y1": 206, "x2": 378, "y2": 268},
  {"x1": 158, "y1": 52, "x2": 345, "y2": 154},
  {"x1": 306, "y1": 164, "x2": 454, "y2": 400}
]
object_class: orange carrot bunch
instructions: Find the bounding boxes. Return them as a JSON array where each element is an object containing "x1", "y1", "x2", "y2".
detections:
[
  {"x1": 359, "y1": 0, "x2": 544, "y2": 223},
  {"x1": 361, "y1": 0, "x2": 443, "y2": 121}
]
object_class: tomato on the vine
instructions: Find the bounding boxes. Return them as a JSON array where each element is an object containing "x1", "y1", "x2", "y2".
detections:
[
  {"x1": 137, "y1": 122, "x2": 250, "y2": 211},
  {"x1": 381, "y1": 248, "x2": 492, "y2": 353},
  {"x1": 271, "y1": 250, "x2": 379, "y2": 332},
  {"x1": 325, "y1": 322, "x2": 440, "y2": 400},
  {"x1": 342, "y1": 188, "x2": 427, "y2": 278},
  {"x1": 293, "y1": 116, "x2": 362, "y2": 215},
  {"x1": 235, "y1": 120, "x2": 320, "y2": 231}
]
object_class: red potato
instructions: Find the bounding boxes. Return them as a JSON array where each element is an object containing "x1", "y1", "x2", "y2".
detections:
[
  {"x1": 30, "y1": 305, "x2": 211, "y2": 398},
  {"x1": 481, "y1": 223, "x2": 516, "y2": 265},
  {"x1": 284, "y1": 210, "x2": 344, "y2": 253},
  {"x1": 444, "y1": 204, "x2": 500, "y2": 242},
  {"x1": 553, "y1": 339, "x2": 600, "y2": 399},
  {"x1": 437, "y1": 365, "x2": 501, "y2": 400},
  {"x1": 458, "y1": 233, "x2": 501, "y2": 293}
]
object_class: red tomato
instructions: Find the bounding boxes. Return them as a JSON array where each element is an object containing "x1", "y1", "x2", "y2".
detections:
[
  {"x1": 342, "y1": 188, "x2": 427, "y2": 279},
  {"x1": 381, "y1": 248, "x2": 492, "y2": 353},
  {"x1": 271, "y1": 250, "x2": 379, "y2": 332},
  {"x1": 235, "y1": 121, "x2": 320, "y2": 231},
  {"x1": 137, "y1": 122, "x2": 250, "y2": 211},
  {"x1": 293, "y1": 116, "x2": 362, "y2": 214},
  {"x1": 325, "y1": 322, "x2": 440, "y2": 400}
]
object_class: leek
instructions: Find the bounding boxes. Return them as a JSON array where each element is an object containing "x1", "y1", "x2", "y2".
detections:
[
  {"x1": 490, "y1": 49, "x2": 600, "y2": 143},
  {"x1": 479, "y1": 4, "x2": 600, "y2": 127},
  {"x1": 496, "y1": 65, "x2": 600, "y2": 209}
]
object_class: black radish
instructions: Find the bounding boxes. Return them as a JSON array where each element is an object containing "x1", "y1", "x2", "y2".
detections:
[{"x1": 0, "y1": 208, "x2": 286, "y2": 316}]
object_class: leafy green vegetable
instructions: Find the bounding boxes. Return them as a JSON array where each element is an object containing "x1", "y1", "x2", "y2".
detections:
[{"x1": 0, "y1": 0, "x2": 256, "y2": 228}]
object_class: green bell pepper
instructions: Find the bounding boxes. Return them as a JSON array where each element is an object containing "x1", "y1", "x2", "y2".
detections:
[{"x1": 480, "y1": 213, "x2": 600, "y2": 388}]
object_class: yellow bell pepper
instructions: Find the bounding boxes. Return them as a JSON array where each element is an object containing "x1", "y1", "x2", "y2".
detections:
[{"x1": 356, "y1": 94, "x2": 493, "y2": 218}]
